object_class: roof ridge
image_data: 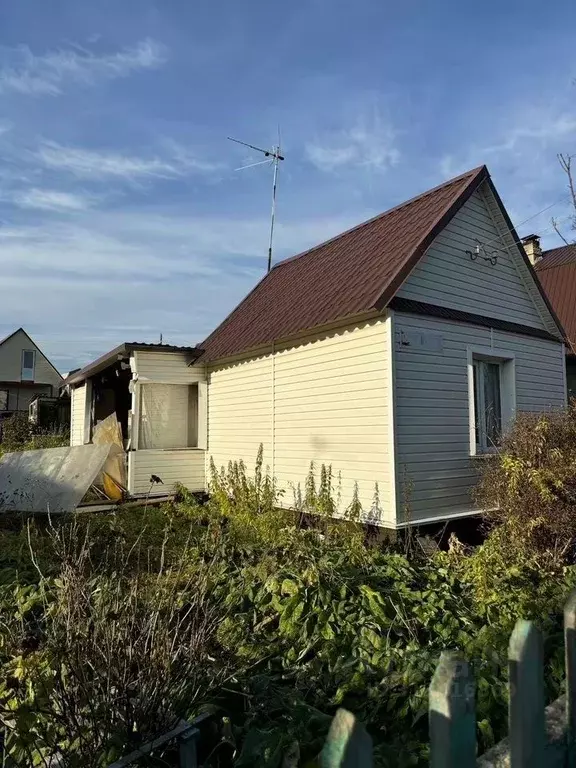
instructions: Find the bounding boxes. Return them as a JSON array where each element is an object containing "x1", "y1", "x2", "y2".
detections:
[
  {"x1": 198, "y1": 167, "x2": 485, "y2": 353},
  {"x1": 271, "y1": 165, "x2": 487, "y2": 272},
  {"x1": 198, "y1": 164, "x2": 492, "y2": 362},
  {"x1": 0, "y1": 327, "x2": 24, "y2": 348},
  {"x1": 543, "y1": 243, "x2": 576, "y2": 255}
]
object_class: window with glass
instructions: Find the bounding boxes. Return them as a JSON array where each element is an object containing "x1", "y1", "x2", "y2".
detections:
[
  {"x1": 472, "y1": 359, "x2": 502, "y2": 451},
  {"x1": 21, "y1": 349, "x2": 36, "y2": 381}
]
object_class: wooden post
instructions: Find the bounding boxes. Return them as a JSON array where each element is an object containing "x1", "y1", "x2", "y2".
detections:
[
  {"x1": 509, "y1": 619, "x2": 545, "y2": 768},
  {"x1": 320, "y1": 708, "x2": 372, "y2": 767},
  {"x1": 565, "y1": 590, "x2": 576, "y2": 766},
  {"x1": 429, "y1": 651, "x2": 476, "y2": 768}
]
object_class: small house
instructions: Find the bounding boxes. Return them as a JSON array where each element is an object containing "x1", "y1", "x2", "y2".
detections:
[
  {"x1": 0, "y1": 328, "x2": 63, "y2": 419},
  {"x1": 67, "y1": 165, "x2": 567, "y2": 528}
]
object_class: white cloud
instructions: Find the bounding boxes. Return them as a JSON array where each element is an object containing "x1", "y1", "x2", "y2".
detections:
[
  {"x1": 306, "y1": 110, "x2": 400, "y2": 173},
  {"x1": 0, "y1": 205, "x2": 369, "y2": 370},
  {"x1": 11, "y1": 188, "x2": 95, "y2": 211},
  {"x1": 0, "y1": 38, "x2": 166, "y2": 96},
  {"x1": 438, "y1": 100, "x2": 576, "y2": 248},
  {"x1": 34, "y1": 141, "x2": 224, "y2": 182}
]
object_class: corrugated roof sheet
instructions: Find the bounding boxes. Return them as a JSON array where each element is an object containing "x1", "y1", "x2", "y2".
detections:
[
  {"x1": 536, "y1": 244, "x2": 576, "y2": 353},
  {"x1": 199, "y1": 165, "x2": 488, "y2": 362},
  {"x1": 537, "y1": 243, "x2": 576, "y2": 270}
]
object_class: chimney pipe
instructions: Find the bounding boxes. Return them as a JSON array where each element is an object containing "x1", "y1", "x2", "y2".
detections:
[{"x1": 522, "y1": 234, "x2": 542, "y2": 266}]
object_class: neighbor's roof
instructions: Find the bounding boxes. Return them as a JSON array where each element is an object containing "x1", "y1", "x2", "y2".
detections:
[
  {"x1": 535, "y1": 244, "x2": 576, "y2": 354},
  {"x1": 65, "y1": 342, "x2": 203, "y2": 386},
  {"x1": 199, "y1": 165, "x2": 560, "y2": 363},
  {"x1": 0, "y1": 326, "x2": 63, "y2": 380}
]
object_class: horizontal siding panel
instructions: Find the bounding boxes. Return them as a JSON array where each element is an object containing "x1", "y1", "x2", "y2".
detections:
[
  {"x1": 208, "y1": 319, "x2": 393, "y2": 523},
  {"x1": 394, "y1": 311, "x2": 565, "y2": 522},
  {"x1": 274, "y1": 360, "x2": 387, "y2": 384},
  {"x1": 397, "y1": 186, "x2": 548, "y2": 331},
  {"x1": 129, "y1": 449, "x2": 205, "y2": 494},
  {"x1": 134, "y1": 351, "x2": 205, "y2": 384},
  {"x1": 208, "y1": 353, "x2": 274, "y2": 477},
  {"x1": 274, "y1": 383, "x2": 387, "y2": 402}
]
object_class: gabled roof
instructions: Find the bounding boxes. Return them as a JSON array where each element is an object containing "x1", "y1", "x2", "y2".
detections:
[
  {"x1": 535, "y1": 244, "x2": 576, "y2": 354},
  {"x1": 199, "y1": 165, "x2": 562, "y2": 363},
  {"x1": 65, "y1": 341, "x2": 203, "y2": 385},
  {"x1": 0, "y1": 327, "x2": 25, "y2": 348},
  {"x1": 0, "y1": 327, "x2": 63, "y2": 380}
]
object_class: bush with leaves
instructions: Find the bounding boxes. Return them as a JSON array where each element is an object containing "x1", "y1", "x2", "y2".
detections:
[{"x1": 476, "y1": 402, "x2": 576, "y2": 556}]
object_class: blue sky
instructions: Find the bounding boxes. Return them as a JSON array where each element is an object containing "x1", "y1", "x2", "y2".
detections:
[{"x1": 0, "y1": 0, "x2": 575, "y2": 372}]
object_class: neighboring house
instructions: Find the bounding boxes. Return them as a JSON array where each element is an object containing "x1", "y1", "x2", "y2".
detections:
[
  {"x1": 66, "y1": 165, "x2": 567, "y2": 528},
  {"x1": 524, "y1": 237, "x2": 576, "y2": 399},
  {"x1": 0, "y1": 328, "x2": 63, "y2": 418}
]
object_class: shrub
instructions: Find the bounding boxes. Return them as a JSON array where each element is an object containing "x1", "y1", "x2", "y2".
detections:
[
  {"x1": 1, "y1": 413, "x2": 32, "y2": 450},
  {"x1": 476, "y1": 402, "x2": 576, "y2": 556},
  {"x1": 0, "y1": 412, "x2": 69, "y2": 453}
]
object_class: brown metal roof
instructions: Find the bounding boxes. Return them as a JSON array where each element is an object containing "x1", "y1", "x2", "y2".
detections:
[
  {"x1": 537, "y1": 243, "x2": 576, "y2": 270},
  {"x1": 199, "y1": 165, "x2": 489, "y2": 362},
  {"x1": 536, "y1": 244, "x2": 576, "y2": 353}
]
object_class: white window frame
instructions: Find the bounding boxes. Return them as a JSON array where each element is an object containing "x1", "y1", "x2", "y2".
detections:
[
  {"x1": 21, "y1": 349, "x2": 36, "y2": 382},
  {"x1": 467, "y1": 346, "x2": 516, "y2": 456}
]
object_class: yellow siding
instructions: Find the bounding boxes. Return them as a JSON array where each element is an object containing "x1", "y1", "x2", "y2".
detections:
[
  {"x1": 393, "y1": 312, "x2": 566, "y2": 524},
  {"x1": 207, "y1": 318, "x2": 393, "y2": 523},
  {"x1": 207, "y1": 353, "x2": 274, "y2": 472},
  {"x1": 128, "y1": 449, "x2": 206, "y2": 495}
]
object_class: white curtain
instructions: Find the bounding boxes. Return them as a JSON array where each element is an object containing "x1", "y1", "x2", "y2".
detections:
[{"x1": 139, "y1": 384, "x2": 190, "y2": 449}]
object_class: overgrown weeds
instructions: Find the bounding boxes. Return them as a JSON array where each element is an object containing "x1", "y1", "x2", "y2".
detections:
[
  {"x1": 0, "y1": 412, "x2": 69, "y2": 454},
  {"x1": 0, "y1": 515, "x2": 230, "y2": 767},
  {"x1": 0, "y1": 445, "x2": 574, "y2": 766}
]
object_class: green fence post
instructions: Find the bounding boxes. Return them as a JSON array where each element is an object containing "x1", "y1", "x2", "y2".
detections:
[
  {"x1": 320, "y1": 708, "x2": 373, "y2": 767},
  {"x1": 429, "y1": 650, "x2": 476, "y2": 768},
  {"x1": 509, "y1": 619, "x2": 545, "y2": 768},
  {"x1": 565, "y1": 590, "x2": 576, "y2": 767}
]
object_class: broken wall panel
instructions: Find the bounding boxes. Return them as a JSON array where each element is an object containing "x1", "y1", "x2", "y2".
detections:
[{"x1": 0, "y1": 444, "x2": 119, "y2": 514}]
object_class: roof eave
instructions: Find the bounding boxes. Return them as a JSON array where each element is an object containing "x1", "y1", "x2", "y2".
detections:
[
  {"x1": 65, "y1": 344, "x2": 129, "y2": 386},
  {"x1": 65, "y1": 343, "x2": 205, "y2": 386}
]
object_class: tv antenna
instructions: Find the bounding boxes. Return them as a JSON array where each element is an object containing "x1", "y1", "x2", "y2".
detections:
[{"x1": 228, "y1": 134, "x2": 284, "y2": 272}]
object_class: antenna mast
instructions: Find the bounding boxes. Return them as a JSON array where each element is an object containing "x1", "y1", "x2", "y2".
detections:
[{"x1": 228, "y1": 135, "x2": 285, "y2": 272}]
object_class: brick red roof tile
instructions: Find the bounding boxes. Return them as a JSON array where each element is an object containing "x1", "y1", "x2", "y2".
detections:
[
  {"x1": 200, "y1": 165, "x2": 489, "y2": 362},
  {"x1": 536, "y1": 244, "x2": 576, "y2": 353}
]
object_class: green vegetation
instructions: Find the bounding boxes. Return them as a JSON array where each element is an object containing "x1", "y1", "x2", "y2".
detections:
[
  {"x1": 0, "y1": 412, "x2": 69, "y2": 455},
  {"x1": 0, "y1": 419, "x2": 575, "y2": 766}
]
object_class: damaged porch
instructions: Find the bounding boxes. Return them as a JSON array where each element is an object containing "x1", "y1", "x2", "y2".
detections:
[{"x1": 66, "y1": 342, "x2": 207, "y2": 500}]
